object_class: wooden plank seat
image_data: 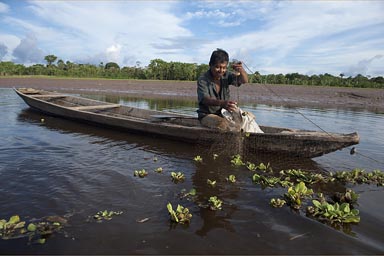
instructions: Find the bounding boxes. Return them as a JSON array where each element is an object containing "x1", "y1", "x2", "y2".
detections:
[
  {"x1": 32, "y1": 94, "x2": 67, "y2": 98},
  {"x1": 70, "y1": 104, "x2": 121, "y2": 111}
]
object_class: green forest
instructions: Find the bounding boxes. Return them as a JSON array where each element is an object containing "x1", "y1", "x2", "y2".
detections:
[{"x1": 1, "y1": 54, "x2": 383, "y2": 88}]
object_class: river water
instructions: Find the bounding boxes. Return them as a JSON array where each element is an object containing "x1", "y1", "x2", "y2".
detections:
[{"x1": 1, "y1": 88, "x2": 383, "y2": 254}]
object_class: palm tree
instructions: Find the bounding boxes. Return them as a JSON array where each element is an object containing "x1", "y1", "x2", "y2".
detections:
[{"x1": 44, "y1": 55, "x2": 58, "y2": 67}]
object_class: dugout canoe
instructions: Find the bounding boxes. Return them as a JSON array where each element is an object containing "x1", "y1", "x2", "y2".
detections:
[{"x1": 15, "y1": 88, "x2": 359, "y2": 158}]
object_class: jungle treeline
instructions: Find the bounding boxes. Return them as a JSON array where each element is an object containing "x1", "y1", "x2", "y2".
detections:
[{"x1": 1, "y1": 55, "x2": 383, "y2": 88}]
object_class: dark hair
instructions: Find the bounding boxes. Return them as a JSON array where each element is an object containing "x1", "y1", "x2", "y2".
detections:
[{"x1": 209, "y1": 48, "x2": 229, "y2": 66}]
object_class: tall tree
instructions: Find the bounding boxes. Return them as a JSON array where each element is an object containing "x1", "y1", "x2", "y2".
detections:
[{"x1": 44, "y1": 55, "x2": 58, "y2": 66}]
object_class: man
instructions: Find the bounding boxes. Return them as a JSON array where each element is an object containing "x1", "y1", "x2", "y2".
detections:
[{"x1": 197, "y1": 48, "x2": 248, "y2": 131}]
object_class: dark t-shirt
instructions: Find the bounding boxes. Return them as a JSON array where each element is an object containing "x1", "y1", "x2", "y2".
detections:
[{"x1": 196, "y1": 70, "x2": 241, "y2": 120}]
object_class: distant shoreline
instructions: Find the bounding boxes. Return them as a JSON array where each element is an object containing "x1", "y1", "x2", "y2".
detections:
[{"x1": 1, "y1": 77, "x2": 383, "y2": 113}]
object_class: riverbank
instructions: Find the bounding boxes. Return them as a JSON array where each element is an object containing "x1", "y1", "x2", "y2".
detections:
[{"x1": 1, "y1": 77, "x2": 383, "y2": 113}]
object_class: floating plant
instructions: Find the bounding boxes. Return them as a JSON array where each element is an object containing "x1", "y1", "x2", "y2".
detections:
[
  {"x1": 231, "y1": 154, "x2": 244, "y2": 166},
  {"x1": 134, "y1": 169, "x2": 148, "y2": 178},
  {"x1": 208, "y1": 196, "x2": 223, "y2": 211},
  {"x1": 331, "y1": 169, "x2": 384, "y2": 186},
  {"x1": 171, "y1": 172, "x2": 185, "y2": 183},
  {"x1": 207, "y1": 179, "x2": 216, "y2": 187},
  {"x1": 179, "y1": 188, "x2": 197, "y2": 201},
  {"x1": 284, "y1": 181, "x2": 314, "y2": 210},
  {"x1": 226, "y1": 174, "x2": 236, "y2": 183},
  {"x1": 252, "y1": 173, "x2": 281, "y2": 188},
  {"x1": 194, "y1": 155, "x2": 203, "y2": 162},
  {"x1": 270, "y1": 198, "x2": 287, "y2": 208},
  {"x1": 93, "y1": 210, "x2": 123, "y2": 222},
  {"x1": 280, "y1": 169, "x2": 329, "y2": 184},
  {"x1": 0, "y1": 214, "x2": 67, "y2": 244},
  {"x1": 332, "y1": 189, "x2": 359, "y2": 205},
  {"x1": 306, "y1": 198, "x2": 360, "y2": 224},
  {"x1": 166, "y1": 203, "x2": 192, "y2": 224},
  {"x1": 155, "y1": 167, "x2": 163, "y2": 173},
  {"x1": 246, "y1": 162, "x2": 257, "y2": 171}
]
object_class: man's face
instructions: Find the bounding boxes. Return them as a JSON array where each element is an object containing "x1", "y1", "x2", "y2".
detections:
[{"x1": 210, "y1": 61, "x2": 228, "y2": 80}]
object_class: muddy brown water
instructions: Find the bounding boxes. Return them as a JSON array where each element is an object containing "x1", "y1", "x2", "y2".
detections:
[{"x1": 1, "y1": 88, "x2": 383, "y2": 254}]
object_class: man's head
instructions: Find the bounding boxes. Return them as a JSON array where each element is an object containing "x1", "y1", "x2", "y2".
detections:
[
  {"x1": 209, "y1": 48, "x2": 229, "y2": 66},
  {"x1": 209, "y1": 48, "x2": 229, "y2": 80}
]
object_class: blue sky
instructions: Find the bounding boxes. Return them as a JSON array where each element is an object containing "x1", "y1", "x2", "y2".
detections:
[{"x1": 0, "y1": 0, "x2": 383, "y2": 77}]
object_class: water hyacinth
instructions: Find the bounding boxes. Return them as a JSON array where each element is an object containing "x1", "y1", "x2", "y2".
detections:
[
  {"x1": 307, "y1": 200, "x2": 360, "y2": 224},
  {"x1": 207, "y1": 179, "x2": 216, "y2": 187},
  {"x1": 284, "y1": 182, "x2": 314, "y2": 210},
  {"x1": 208, "y1": 196, "x2": 223, "y2": 211},
  {"x1": 1, "y1": 215, "x2": 67, "y2": 244},
  {"x1": 171, "y1": 172, "x2": 185, "y2": 183},
  {"x1": 93, "y1": 210, "x2": 123, "y2": 222},
  {"x1": 166, "y1": 203, "x2": 192, "y2": 224},
  {"x1": 134, "y1": 169, "x2": 148, "y2": 178},
  {"x1": 226, "y1": 174, "x2": 236, "y2": 183},
  {"x1": 270, "y1": 198, "x2": 287, "y2": 208}
]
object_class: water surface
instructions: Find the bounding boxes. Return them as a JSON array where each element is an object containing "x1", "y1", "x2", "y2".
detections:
[{"x1": 1, "y1": 88, "x2": 383, "y2": 254}]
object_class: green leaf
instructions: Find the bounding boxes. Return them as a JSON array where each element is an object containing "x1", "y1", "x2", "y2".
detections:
[
  {"x1": 9, "y1": 215, "x2": 20, "y2": 224},
  {"x1": 37, "y1": 238, "x2": 46, "y2": 244},
  {"x1": 312, "y1": 200, "x2": 322, "y2": 208},
  {"x1": 343, "y1": 216, "x2": 360, "y2": 223},
  {"x1": 188, "y1": 188, "x2": 196, "y2": 196},
  {"x1": 14, "y1": 221, "x2": 25, "y2": 229},
  {"x1": 340, "y1": 203, "x2": 350, "y2": 213},
  {"x1": 176, "y1": 204, "x2": 183, "y2": 213},
  {"x1": 27, "y1": 223, "x2": 37, "y2": 232},
  {"x1": 166, "y1": 203, "x2": 173, "y2": 213}
]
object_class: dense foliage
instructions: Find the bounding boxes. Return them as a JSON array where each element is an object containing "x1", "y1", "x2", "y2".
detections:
[{"x1": 1, "y1": 55, "x2": 383, "y2": 88}]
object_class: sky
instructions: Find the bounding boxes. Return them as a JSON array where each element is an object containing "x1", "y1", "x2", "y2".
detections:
[{"x1": 0, "y1": 0, "x2": 383, "y2": 77}]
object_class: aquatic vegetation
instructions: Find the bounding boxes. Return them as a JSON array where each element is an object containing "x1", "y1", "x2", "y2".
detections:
[
  {"x1": 171, "y1": 172, "x2": 185, "y2": 183},
  {"x1": 208, "y1": 196, "x2": 223, "y2": 211},
  {"x1": 0, "y1": 215, "x2": 26, "y2": 239},
  {"x1": 134, "y1": 169, "x2": 148, "y2": 178},
  {"x1": 270, "y1": 198, "x2": 287, "y2": 208},
  {"x1": 0, "y1": 215, "x2": 67, "y2": 244},
  {"x1": 207, "y1": 179, "x2": 217, "y2": 187},
  {"x1": 331, "y1": 169, "x2": 384, "y2": 186},
  {"x1": 332, "y1": 189, "x2": 359, "y2": 205},
  {"x1": 226, "y1": 174, "x2": 236, "y2": 183},
  {"x1": 154, "y1": 167, "x2": 163, "y2": 173},
  {"x1": 166, "y1": 203, "x2": 192, "y2": 224},
  {"x1": 231, "y1": 154, "x2": 245, "y2": 166},
  {"x1": 257, "y1": 162, "x2": 270, "y2": 172},
  {"x1": 284, "y1": 182, "x2": 314, "y2": 210},
  {"x1": 179, "y1": 188, "x2": 197, "y2": 201},
  {"x1": 307, "y1": 199, "x2": 360, "y2": 224},
  {"x1": 252, "y1": 173, "x2": 281, "y2": 188},
  {"x1": 194, "y1": 155, "x2": 203, "y2": 162},
  {"x1": 246, "y1": 162, "x2": 257, "y2": 171},
  {"x1": 93, "y1": 210, "x2": 123, "y2": 222},
  {"x1": 279, "y1": 169, "x2": 329, "y2": 184}
]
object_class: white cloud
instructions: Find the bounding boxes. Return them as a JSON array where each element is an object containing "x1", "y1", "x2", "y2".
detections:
[
  {"x1": 2, "y1": 1, "x2": 191, "y2": 66},
  {"x1": 12, "y1": 33, "x2": 45, "y2": 64},
  {"x1": 106, "y1": 44, "x2": 122, "y2": 63},
  {"x1": 0, "y1": 2, "x2": 9, "y2": 13}
]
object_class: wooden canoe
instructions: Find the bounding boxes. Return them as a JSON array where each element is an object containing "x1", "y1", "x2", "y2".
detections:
[{"x1": 14, "y1": 88, "x2": 359, "y2": 158}]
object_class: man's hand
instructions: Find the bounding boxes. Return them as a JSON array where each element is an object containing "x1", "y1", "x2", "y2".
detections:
[{"x1": 222, "y1": 100, "x2": 238, "y2": 112}]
